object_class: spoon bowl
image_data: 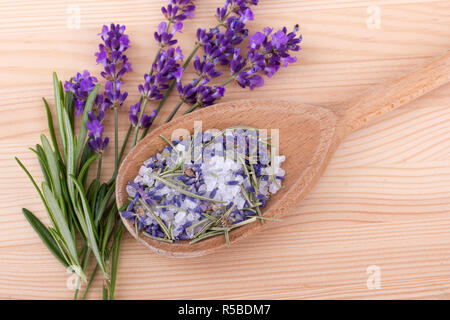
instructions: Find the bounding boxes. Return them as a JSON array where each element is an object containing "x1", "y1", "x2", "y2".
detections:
[
  {"x1": 117, "y1": 100, "x2": 340, "y2": 257},
  {"x1": 117, "y1": 51, "x2": 450, "y2": 257}
]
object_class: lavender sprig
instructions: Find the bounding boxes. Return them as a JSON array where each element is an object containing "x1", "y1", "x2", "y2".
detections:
[
  {"x1": 129, "y1": 0, "x2": 196, "y2": 145},
  {"x1": 183, "y1": 25, "x2": 302, "y2": 114},
  {"x1": 64, "y1": 70, "x2": 99, "y2": 116},
  {"x1": 95, "y1": 23, "x2": 131, "y2": 178},
  {"x1": 131, "y1": 46, "x2": 184, "y2": 145},
  {"x1": 164, "y1": 0, "x2": 258, "y2": 122}
]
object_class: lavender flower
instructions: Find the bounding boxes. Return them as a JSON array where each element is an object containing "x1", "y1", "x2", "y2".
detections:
[
  {"x1": 154, "y1": 21, "x2": 183, "y2": 47},
  {"x1": 86, "y1": 112, "x2": 109, "y2": 153},
  {"x1": 193, "y1": 55, "x2": 222, "y2": 79},
  {"x1": 129, "y1": 102, "x2": 158, "y2": 129},
  {"x1": 162, "y1": 0, "x2": 196, "y2": 22},
  {"x1": 175, "y1": 0, "x2": 258, "y2": 108},
  {"x1": 129, "y1": 102, "x2": 141, "y2": 126},
  {"x1": 138, "y1": 46, "x2": 183, "y2": 101},
  {"x1": 130, "y1": 0, "x2": 196, "y2": 130},
  {"x1": 196, "y1": 85, "x2": 225, "y2": 107},
  {"x1": 152, "y1": 47, "x2": 184, "y2": 90},
  {"x1": 95, "y1": 23, "x2": 131, "y2": 110},
  {"x1": 195, "y1": 28, "x2": 214, "y2": 45},
  {"x1": 141, "y1": 109, "x2": 158, "y2": 129},
  {"x1": 175, "y1": 69, "x2": 198, "y2": 104},
  {"x1": 230, "y1": 25, "x2": 302, "y2": 89},
  {"x1": 138, "y1": 74, "x2": 164, "y2": 101},
  {"x1": 104, "y1": 80, "x2": 128, "y2": 109},
  {"x1": 96, "y1": 24, "x2": 131, "y2": 82},
  {"x1": 64, "y1": 70, "x2": 98, "y2": 116}
]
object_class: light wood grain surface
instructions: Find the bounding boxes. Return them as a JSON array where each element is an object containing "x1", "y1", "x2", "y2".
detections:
[{"x1": 1, "y1": 0, "x2": 449, "y2": 300}]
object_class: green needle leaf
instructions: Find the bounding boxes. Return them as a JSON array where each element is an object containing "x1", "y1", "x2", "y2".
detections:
[
  {"x1": 77, "y1": 153, "x2": 99, "y2": 185},
  {"x1": 70, "y1": 175, "x2": 109, "y2": 279},
  {"x1": 22, "y1": 208, "x2": 69, "y2": 268},
  {"x1": 53, "y1": 73, "x2": 67, "y2": 152},
  {"x1": 41, "y1": 135, "x2": 62, "y2": 198},
  {"x1": 42, "y1": 97, "x2": 62, "y2": 164},
  {"x1": 42, "y1": 182, "x2": 78, "y2": 263}
]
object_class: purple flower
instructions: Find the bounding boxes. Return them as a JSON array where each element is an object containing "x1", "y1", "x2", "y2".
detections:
[
  {"x1": 154, "y1": 21, "x2": 183, "y2": 47},
  {"x1": 95, "y1": 24, "x2": 131, "y2": 110},
  {"x1": 129, "y1": 102, "x2": 158, "y2": 129},
  {"x1": 151, "y1": 47, "x2": 184, "y2": 90},
  {"x1": 129, "y1": 102, "x2": 140, "y2": 126},
  {"x1": 197, "y1": 85, "x2": 225, "y2": 106},
  {"x1": 230, "y1": 48, "x2": 246, "y2": 74},
  {"x1": 271, "y1": 30, "x2": 289, "y2": 50},
  {"x1": 64, "y1": 70, "x2": 98, "y2": 116},
  {"x1": 138, "y1": 47, "x2": 182, "y2": 102},
  {"x1": 104, "y1": 80, "x2": 128, "y2": 109},
  {"x1": 229, "y1": 25, "x2": 302, "y2": 88},
  {"x1": 235, "y1": 71, "x2": 264, "y2": 90},
  {"x1": 174, "y1": 0, "x2": 259, "y2": 109},
  {"x1": 141, "y1": 109, "x2": 158, "y2": 129},
  {"x1": 139, "y1": 74, "x2": 164, "y2": 101},
  {"x1": 177, "y1": 80, "x2": 198, "y2": 104},
  {"x1": 196, "y1": 28, "x2": 214, "y2": 46},
  {"x1": 162, "y1": 1, "x2": 196, "y2": 22},
  {"x1": 193, "y1": 55, "x2": 222, "y2": 79},
  {"x1": 86, "y1": 112, "x2": 109, "y2": 153},
  {"x1": 248, "y1": 31, "x2": 265, "y2": 49},
  {"x1": 95, "y1": 24, "x2": 131, "y2": 81}
]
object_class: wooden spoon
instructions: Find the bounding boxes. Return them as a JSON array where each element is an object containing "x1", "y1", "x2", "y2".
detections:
[{"x1": 117, "y1": 52, "x2": 450, "y2": 257}]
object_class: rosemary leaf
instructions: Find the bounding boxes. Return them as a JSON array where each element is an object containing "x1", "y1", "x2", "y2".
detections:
[
  {"x1": 139, "y1": 199, "x2": 172, "y2": 239},
  {"x1": 71, "y1": 176, "x2": 108, "y2": 279},
  {"x1": 22, "y1": 208, "x2": 69, "y2": 268},
  {"x1": 151, "y1": 174, "x2": 226, "y2": 203}
]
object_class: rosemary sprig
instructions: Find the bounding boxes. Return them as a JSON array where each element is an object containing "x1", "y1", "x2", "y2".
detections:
[{"x1": 17, "y1": 74, "x2": 127, "y2": 300}]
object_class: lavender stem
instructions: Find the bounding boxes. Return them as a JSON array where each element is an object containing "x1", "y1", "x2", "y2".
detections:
[
  {"x1": 132, "y1": 99, "x2": 149, "y2": 146},
  {"x1": 165, "y1": 99, "x2": 185, "y2": 123},
  {"x1": 182, "y1": 73, "x2": 238, "y2": 115},
  {"x1": 113, "y1": 108, "x2": 119, "y2": 178},
  {"x1": 139, "y1": 43, "x2": 201, "y2": 139}
]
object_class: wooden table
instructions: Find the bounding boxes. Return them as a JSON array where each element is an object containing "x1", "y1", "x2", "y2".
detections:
[{"x1": 0, "y1": 0, "x2": 449, "y2": 300}]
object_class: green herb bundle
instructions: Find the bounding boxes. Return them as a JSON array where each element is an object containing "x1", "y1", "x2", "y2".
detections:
[{"x1": 16, "y1": 74, "x2": 123, "y2": 299}]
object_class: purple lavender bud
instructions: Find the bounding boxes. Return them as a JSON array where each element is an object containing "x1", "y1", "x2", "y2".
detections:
[
  {"x1": 235, "y1": 70, "x2": 264, "y2": 90},
  {"x1": 95, "y1": 24, "x2": 131, "y2": 81},
  {"x1": 138, "y1": 74, "x2": 164, "y2": 101},
  {"x1": 151, "y1": 47, "x2": 184, "y2": 90},
  {"x1": 230, "y1": 48, "x2": 246, "y2": 74},
  {"x1": 216, "y1": 4, "x2": 228, "y2": 21},
  {"x1": 86, "y1": 112, "x2": 109, "y2": 153},
  {"x1": 247, "y1": 48, "x2": 265, "y2": 71},
  {"x1": 129, "y1": 102, "x2": 140, "y2": 126},
  {"x1": 95, "y1": 24, "x2": 131, "y2": 110},
  {"x1": 197, "y1": 85, "x2": 225, "y2": 107},
  {"x1": 177, "y1": 80, "x2": 198, "y2": 104},
  {"x1": 64, "y1": 70, "x2": 98, "y2": 116},
  {"x1": 104, "y1": 80, "x2": 128, "y2": 109},
  {"x1": 248, "y1": 31, "x2": 265, "y2": 49},
  {"x1": 154, "y1": 21, "x2": 183, "y2": 47},
  {"x1": 196, "y1": 28, "x2": 214, "y2": 46},
  {"x1": 162, "y1": 1, "x2": 195, "y2": 22},
  {"x1": 140, "y1": 109, "x2": 158, "y2": 129},
  {"x1": 271, "y1": 30, "x2": 289, "y2": 50},
  {"x1": 193, "y1": 55, "x2": 223, "y2": 79}
]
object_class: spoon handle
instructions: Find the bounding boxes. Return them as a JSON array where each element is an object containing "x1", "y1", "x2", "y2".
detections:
[{"x1": 340, "y1": 51, "x2": 450, "y2": 135}]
